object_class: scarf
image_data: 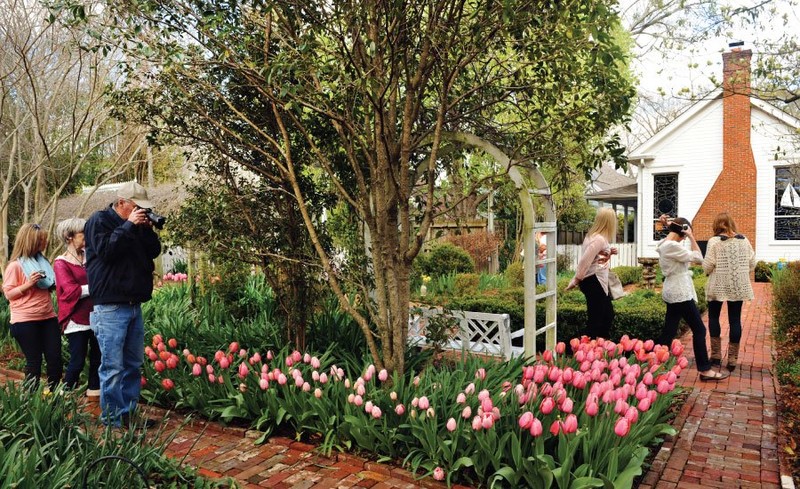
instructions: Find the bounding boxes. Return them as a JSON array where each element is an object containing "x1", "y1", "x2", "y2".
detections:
[{"x1": 17, "y1": 253, "x2": 56, "y2": 289}]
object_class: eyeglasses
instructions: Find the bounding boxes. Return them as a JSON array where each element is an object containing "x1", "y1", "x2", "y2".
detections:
[{"x1": 32, "y1": 224, "x2": 41, "y2": 230}]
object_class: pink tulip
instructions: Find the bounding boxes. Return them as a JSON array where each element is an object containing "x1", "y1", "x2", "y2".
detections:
[
  {"x1": 395, "y1": 404, "x2": 405, "y2": 415},
  {"x1": 154, "y1": 360, "x2": 166, "y2": 373},
  {"x1": 563, "y1": 414, "x2": 578, "y2": 434},
  {"x1": 540, "y1": 397, "x2": 555, "y2": 415},
  {"x1": 238, "y1": 348, "x2": 247, "y2": 358},
  {"x1": 314, "y1": 388, "x2": 322, "y2": 398},
  {"x1": 266, "y1": 350, "x2": 274, "y2": 361},
  {"x1": 141, "y1": 376, "x2": 147, "y2": 387},
  {"x1": 433, "y1": 467, "x2": 445, "y2": 481},
  {"x1": 228, "y1": 342, "x2": 239, "y2": 353},
  {"x1": 614, "y1": 417, "x2": 630, "y2": 437},
  {"x1": 446, "y1": 417, "x2": 457, "y2": 432},
  {"x1": 637, "y1": 397, "x2": 651, "y2": 412},
  {"x1": 285, "y1": 357, "x2": 294, "y2": 367},
  {"x1": 530, "y1": 418, "x2": 543, "y2": 437},
  {"x1": 542, "y1": 350, "x2": 553, "y2": 363},
  {"x1": 250, "y1": 352, "x2": 261, "y2": 365},
  {"x1": 208, "y1": 374, "x2": 216, "y2": 383},
  {"x1": 161, "y1": 378, "x2": 174, "y2": 391},
  {"x1": 413, "y1": 376, "x2": 420, "y2": 386},
  {"x1": 371, "y1": 406, "x2": 382, "y2": 419},
  {"x1": 167, "y1": 338, "x2": 177, "y2": 349},
  {"x1": 302, "y1": 382, "x2": 311, "y2": 392},
  {"x1": 292, "y1": 350, "x2": 302, "y2": 363},
  {"x1": 214, "y1": 350, "x2": 224, "y2": 362},
  {"x1": 462, "y1": 406, "x2": 472, "y2": 419},
  {"x1": 277, "y1": 373, "x2": 287, "y2": 385},
  {"x1": 219, "y1": 357, "x2": 230, "y2": 369},
  {"x1": 427, "y1": 407, "x2": 435, "y2": 418},
  {"x1": 356, "y1": 384, "x2": 366, "y2": 396},
  {"x1": 157, "y1": 342, "x2": 166, "y2": 352},
  {"x1": 625, "y1": 406, "x2": 639, "y2": 424},
  {"x1": 192, "y1": 363, "x2": 202, "y2": 376},
  {"x1": 259, "y1": 378, "x2": 269, "y2": 390},
  {"x1": 475, "y1": 368, "x2": 486, "y2": 380},
  {"x1": 237, "y1": 362, "x2": 249, "y2": 379},
  {"x1": 378, "y1": 369, "x2": 388, "y2": 382},
  {"x1": 471, "y1": 416, "x2": 482, "y2": 431},
  {"x1": 365, "y1": 401, "x2": 374, "y2": 413},
  {"x1": 347, "y1": 393, "x2": 355, "y2": 404},
  {"x1": 481, "y1": 413, "x2": 494, "y2": 429},
  {"x1": 560, "y1": 398, "x2": 574, "y2": 413},
  {"x1": 353, "y1": 395, "x2": 363, "y2": 407},
  {"x1": 312, "y1": 371, "x2": 320, "y2": 382},
  {"x1": 418, "y1": 396, "x2": 430, "y2": 410},
  {"x1": 319, "y1": 373, "x2": 329, "y2": 384},
  {"x1": 585, "y1": 401, "x2": 599, "y2": 417},
  {"x1": 657, "y1": 380, "x2": 671, "y2": 394},
  {"x1": 518, "y1": 411, "x2": 534, "y2": 430},
  {"x1": 556, "y1": 342, "x2": 566, "y2": 354},
  {"x1": 311, "y1": 356, "x2": 321, "y2": 369},
  {"x1": 549, "y1": 420, "x2": 561, "y2": 436},
  {"x1": 303, "y1": 353, "x2": 311, "y2": 364},
  {"x1": 295, "y1": 376, "x2": 304, "y2": 388}
]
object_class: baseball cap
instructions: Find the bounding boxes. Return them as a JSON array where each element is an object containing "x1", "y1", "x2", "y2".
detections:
[{"x1": 116, "y1": 181, "x2": 154, "y2": 209}]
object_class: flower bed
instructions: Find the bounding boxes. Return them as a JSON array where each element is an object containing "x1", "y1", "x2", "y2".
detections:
[{"x1": 142, "y1": 334, "x2": 687, "y2": 486}]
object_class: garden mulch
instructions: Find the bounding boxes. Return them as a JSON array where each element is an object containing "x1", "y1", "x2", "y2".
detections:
[{"x1": 0, "y1": 281, "x2": 792, "y2": 488}]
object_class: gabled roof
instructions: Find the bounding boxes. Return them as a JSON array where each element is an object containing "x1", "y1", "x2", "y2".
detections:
[{"x1": 628, "y1": 89, "x2": 800, "y2": 161}]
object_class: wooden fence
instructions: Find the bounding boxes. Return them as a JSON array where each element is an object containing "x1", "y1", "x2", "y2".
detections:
[{"x1": 556, "y1": 243, "x2": 638, "y2": 270}]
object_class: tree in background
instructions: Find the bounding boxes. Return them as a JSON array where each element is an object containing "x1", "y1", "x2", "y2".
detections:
[{"x1": 60, "y1": 0, "x2": 636, "y2": 373}]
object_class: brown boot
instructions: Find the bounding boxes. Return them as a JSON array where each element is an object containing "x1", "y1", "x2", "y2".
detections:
[
  {"x1": 710, "y1": 337, "x2": 722, "y2": 368},
  {"x1": 726, "y1": 342, "x2": 740, "y2": 372}
]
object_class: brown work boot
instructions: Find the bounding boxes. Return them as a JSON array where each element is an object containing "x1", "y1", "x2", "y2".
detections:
[
  {"x1": 710, "y1": 337, "x2": 722, "y2": 368},
  {"x1": 726, "y1": 342, "x2": 740, "y2": 372}
]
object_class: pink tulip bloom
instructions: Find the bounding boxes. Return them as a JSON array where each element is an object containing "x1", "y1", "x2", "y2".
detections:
[
  {"x1": 238, "y1": 362, "x2": 249, "y2": 379},
  {"x1": 471, "y1": 416, "x2": 482, "y2": 431},
  {"x1": 141, "y1": 376, "x2": 147, "y2": 387},
  {"x1": 555, "y1": 342, "x2": 565, "y2": 354},
  {"x1": 464, "y1": 382, "x2": 475, "y2": 395},
  {"x1": 161, "y1": 378, "x2": 174, "y2": 391},
  {"x1": 292, "y1": 350, "x2": 302, "y2": 363},
  {"x1": 413, "y1": 376, "x2": 420, "y2": 386},
  {"x1": 542, "y1": 350, "x2": 553, "y2": 363},
  {"x1": 477, "y1": 389, "x2": 489, "y2": 401},
  {"x1": 446, "y1": 417, "x2": 457, "y2": 432},
  {"x1": 657, "y1": 380, "x2": 671, "y2": 394},
  {"x1": 295, "y1": 376, "x2": 304, "y2": 388},
  {"x1": 530, "y1": 418, "x2": 543, "y2": 437},
  {"x1": 522, "y1": 365, "x2": 534, "y2": 381},
  {"x1": 411, "y1": 397, "x2": 419, "y2": 408},
  {"x1": 563, "y1": 414, "x2": 578, "y2": 434},
  {"x1": 643, "y1": 372, "x2": 654, "y2": 385},
  {"x1": 320, "y1": 373, "x2": 329, "y2": 384},
  {"x1": 156, "y1": 342, "x2": 166, "y2": 352},
  {"x1": 259, "y1": 378, "x2": 269, "y2": 390},
  {"x1": 365, "y1": 401, "x2": 374, "y2": 413},
  {"x1": 540, "y1": 397, "x2": 555, "y2": 415},
  {"x1": 549, "y1": 420, "x2": 561, "y2": 436},
  {"x1": 615, "y1": 417, "x2": 630, "y2": 437},
  {"x1": 475, "y1": 368, "x2": 486, "y2": 380},
  {"x1": 154, "y1": 360, "x2": 166, "y2": 373},
  {"x1": 481, "y1": 413, "x2": 494, "y2": 429},
  {"x1": 303, "y1": 353, "x2": 311, "y2": 364},
  {"x1": 378, "y1": 369, "x2": 388, "y2": 382},
  {"x1": 354, "y1": 395, "x2": 363, "y2": 407},
  {"x1": 312, "y1": 371, "x2": 320, "y2": 382},
  {"x1": 277, "y1": 373, "x2": 287, "y2": 385},
  {"x1": 518, "y1": 411, "x2": 534, "y2": 430},
  {"x1": 192, "y1": 364, "x2": 202, "y2": 376},
  {"x1": 148, "y1": 351, "x2": 158, "y2": 362},
  {"x1": 371, "y1": 406, "x2": 382, "y2": 419},
  {"x1": 218, "y1": 376, "x2": 224, "y2": 384},
  {"x1": 678, "y1": 356, "x2": 689, "y2": 368},
  {"x1": 625, "y1": 406, "x2": 639, "y2": 424},
  {"x1": 356, "y1": 384, "x2": 366, "y2": 396},
  {"x1": 480, "y1": 397, "x2": 493, "y2": 414},
  {"x1": 418, "y1": 396, "x2": 430, "y2": 410},
  {"x1": 307, "y1": 356, "x2": 319, "y2": 369},
  {"x1": 670, "y1": 339, "x2": 684, "y2": 356},
  {"x1": 395, "y1": 404, "x2": 405, "y2": 415},
  {"x1": 238, "y1": 349, "x2": 247, "y2": 358},
  {"x1": 285, "y1": 357, "x2": 294, "y2": 368},
  {"x1": 344, "y1": 378, "x2": 351, "y2": 389},
  {"x1": 266, "y1": 350, "x2": 274, "y2": 361},
  {"x1": 214, "y1": 350, "x2": 224, "y2": 362},
  {"x1": 314, "y1": 388, "x2": 322, "y2": 399},
  {"x1": 560, "y1": 398, "x2": 574, "y2": 413},
  {"x1": 462, "y1": 406, "x2": 472, "y2": 419},
  {"x1": 219, "y1": 357, "x2": 230, "y2": 369},
  {"x1": 250, "y1": 352, "x2": 261, "y2": 364},
  {"x1": 228, "y1": 342, "x2": 239, "y2": 353},
  {"x1": 347, "y1": 393, "x2": 355, "y2": 403},
  {"x1": 390, "y1": 391, "x2": 397, "y2": 401},
  {"x1": 208, "y1": 374, "x2": 216, "y2": 383},
  {"x1": 585, "y1": 401, "x2": 599, "y2": 417},
  {"x1": 433, "y1": 467, "x2": 445, "y2": 481},
  {"x1": 426, "y1": 407, "x2": 435, "y2": 418},
  {"x1": 533, "y1": 367, "x2": 546, "y2": 383},
  {"x1": 302, "y1": 382, "x2": 311, "y2": 392}
]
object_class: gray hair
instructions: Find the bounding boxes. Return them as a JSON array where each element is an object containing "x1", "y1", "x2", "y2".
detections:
[{"x1": 56, "y1": 217, "x2": 86, "y2": 246}]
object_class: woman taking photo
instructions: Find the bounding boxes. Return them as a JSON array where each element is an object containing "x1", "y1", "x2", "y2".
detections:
[
  {"x1": 2, "y1": 223, "x2": 61, "y2": 389},
  {"x1": 703, "y1": 212, "x2": 755, "y2": 371},
  {"x1": 54, "y1": 218, "x2": 100, "y2": 396},
  {"x1": 566, "y1": 208, "x2": 617, "y2": 338},
  {"x1": 655, "y1": 215, "x2": 728, "y2": 381}
]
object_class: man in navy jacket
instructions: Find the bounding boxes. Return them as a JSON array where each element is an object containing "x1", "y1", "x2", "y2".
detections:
[{"x1": 85, "y1": 181, "x2": 161, "y2": 427}]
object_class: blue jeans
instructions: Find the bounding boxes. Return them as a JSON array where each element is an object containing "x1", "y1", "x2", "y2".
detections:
[
  {"x1": 9, "y1": 317, "x2": 62, "y2": 390},
  {"x1": 537, "y1": 266, "x2": 546, "y2": 284},
  {"x1": 91, "y1": 304, "x2": 144, "y2": 425},
  {"x1": 65, "y1": 329, "x2": 101, "y2": 390}
]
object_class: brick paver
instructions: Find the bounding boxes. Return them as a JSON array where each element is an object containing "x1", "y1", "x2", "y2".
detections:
[{"x1": 0, "y1": 282, "x2": 792, "y2": 488}]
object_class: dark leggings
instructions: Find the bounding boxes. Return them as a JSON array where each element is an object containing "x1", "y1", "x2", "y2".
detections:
[
  {"x1": 10, "y1": 317, "x2": 62, "y2": 389},
  {"x1": 657, "y1": 300, "x2": 711, "y2": 372},
  {"x1": 65, "y1": 329, "x2": 101, "y2": 390},
  {"x1": 707, "y1": 300, "x2": 743, "y2": 343},
  {"x1": 579, "y1": 274, "x2": 614, "y2": 339}
]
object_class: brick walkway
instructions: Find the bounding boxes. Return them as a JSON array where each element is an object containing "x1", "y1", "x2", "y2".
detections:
[{"x1": 0, "y1": 282, "x2": 792, "y2": 488}]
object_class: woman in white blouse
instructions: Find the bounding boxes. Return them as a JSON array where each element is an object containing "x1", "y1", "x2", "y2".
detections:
[
  {"x1": 566, "y1": 208, "x2": 617, "y2": 339},
  {"x1": 656, "y1": 215, "x2": 728, "y2": 381},
  {"x1": 702, "y1": 212, "x2": 755, "y2": 372}
]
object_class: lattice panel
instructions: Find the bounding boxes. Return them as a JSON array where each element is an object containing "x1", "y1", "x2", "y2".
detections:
[{"x1": 408, "y1": 308, "x2": 512, "y2": 359}]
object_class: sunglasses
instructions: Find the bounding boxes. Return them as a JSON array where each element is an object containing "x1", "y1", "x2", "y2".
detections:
[
  {"x1": 32, "y1": 223, "x2": 41, "y2": 230},
  {"x1": 716, "y1": 234, "x2": 744, "y2": 241}
]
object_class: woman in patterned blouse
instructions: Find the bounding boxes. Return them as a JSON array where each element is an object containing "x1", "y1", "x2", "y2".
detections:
[{"x1": 702, "y1": 212, "x2": 755, "y2": 372}]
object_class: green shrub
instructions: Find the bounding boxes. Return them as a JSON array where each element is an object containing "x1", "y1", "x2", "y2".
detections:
[
  {"x1": 772, "y1": 263, "x2": 800, "y2": 339},
  {"x1": 611, "y1": 266, "x2": 642, "y2": 286},
  {"x1": 424, "y1": 242, "x2": 475, "y2": 277},
  {"x1": 503, "y1": 261, "x2": 524, "y2": 287},
  {"x1": 755, "y1": 261, "x2": 774, "y2": 282},
  {"x1": 454, "y1": 273, "x2": 480, "y2": 296}
]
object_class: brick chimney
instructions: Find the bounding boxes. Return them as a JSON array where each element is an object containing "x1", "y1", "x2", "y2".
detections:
[{"x1": 693, "y1": 48, "x2": 757, "y2": 247}]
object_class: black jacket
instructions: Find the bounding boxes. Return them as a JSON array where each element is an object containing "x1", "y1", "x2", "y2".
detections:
[{"x1": 85, "y1": 204, "x2": 162, "y2": 305}]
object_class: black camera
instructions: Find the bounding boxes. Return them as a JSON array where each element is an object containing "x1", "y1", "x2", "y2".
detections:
[
  {"x1": 144, "y1": 209, "x2": 166, "y2": 229},
  {"x1": 668, "y1": 222, "x2": 689, "y2": 234}
]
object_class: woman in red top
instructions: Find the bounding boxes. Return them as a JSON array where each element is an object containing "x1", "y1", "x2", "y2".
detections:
[
  {"x1": 2, "y1": 223, "x2": 61, "y2": 389},
  {"x1": 54, "y1": 218, "x2": 99, "y2": 396}
]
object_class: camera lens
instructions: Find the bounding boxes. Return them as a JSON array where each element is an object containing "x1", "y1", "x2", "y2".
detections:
[{"x1": 145, "y1": 210, "x2": 167, "y2": 229}]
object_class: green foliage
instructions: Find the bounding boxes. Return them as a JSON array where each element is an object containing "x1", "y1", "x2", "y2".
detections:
[
  {"x1": 422, "y1": 243, "x2": 476, "y2": 277},
  {"x1": 755, "y1": 260, "x2": 774, "y2": 282},
  {"x1": 772, "y1": 263, "x2": 800, "y2": 340},
  {"x1": 169, "y1": 259, "x2": 188, "y2": 274},
  {"x1": 611, "y1": 266, "x2": 642, "y2": 286},
  {"x1": 0, "y1": 382, "x2": 215, "y2": 488},
  {"x1": 504, "y1": 261, "x2": 524, "y2": 287},
  {"x1": 453, "y1": 273, "x2": 480, "y2": 296}
]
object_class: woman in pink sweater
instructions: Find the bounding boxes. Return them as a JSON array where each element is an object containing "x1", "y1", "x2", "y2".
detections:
[{"x1": 2, "y1": 223, "x2": 61, "y2": 389}]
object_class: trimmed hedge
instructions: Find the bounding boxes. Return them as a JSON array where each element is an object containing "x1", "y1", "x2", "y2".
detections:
[{"x1": 611, "y1": 266, "x2": 642, "y2": 286}]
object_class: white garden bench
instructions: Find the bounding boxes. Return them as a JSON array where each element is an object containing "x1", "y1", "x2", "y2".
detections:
[{"x1": 408, "y1": 307, "x2": 522, "y2": 360}]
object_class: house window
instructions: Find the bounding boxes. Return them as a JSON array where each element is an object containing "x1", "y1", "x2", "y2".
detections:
[
  {"x1": 653, "y1": 173, "x2": 678, "y2": 240},
  {"x1": 775, "y1": 166, "x2": 800, "y2": 240}
]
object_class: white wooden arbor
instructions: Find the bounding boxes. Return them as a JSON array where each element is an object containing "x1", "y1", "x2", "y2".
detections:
[{"x1": 438, "y1": 133, "x2": 558, "y2": 356}]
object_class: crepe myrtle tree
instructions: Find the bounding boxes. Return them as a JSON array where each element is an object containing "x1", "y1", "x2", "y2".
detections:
[{"x1": 58, "y1": 0, "x2": 635, "y2": 373}]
